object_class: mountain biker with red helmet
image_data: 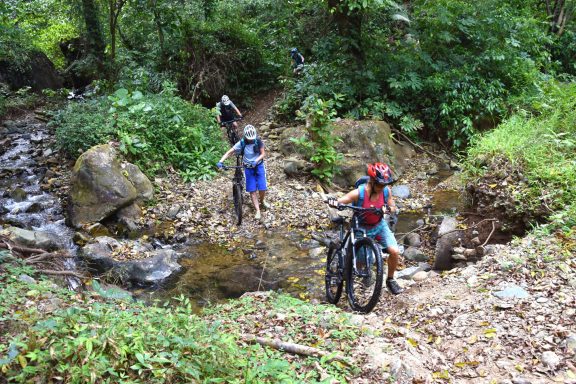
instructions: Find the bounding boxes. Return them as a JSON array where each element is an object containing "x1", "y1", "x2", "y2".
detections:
[
  {"x1": 216, "y1": 95, "x2": 243, "y2": 133},
  {"x1": 328, "y1": 163, "x2": 403, "y2": 295}
]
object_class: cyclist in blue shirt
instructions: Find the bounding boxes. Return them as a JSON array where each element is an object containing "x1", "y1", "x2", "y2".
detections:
[{"x1": 217, "y1": 125, "x2": 269, "y2": 221}]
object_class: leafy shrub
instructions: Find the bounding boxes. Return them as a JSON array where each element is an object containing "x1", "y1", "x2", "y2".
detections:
[
  {"x1": 0, "y1": 261, "x2": 355, "y2": 383},
  {"x1": 53, "y1": 85, "x2": 225, "y2": 180},
  {"x1": 292, "y1": 95, "x2": 343, "y2": 183}
]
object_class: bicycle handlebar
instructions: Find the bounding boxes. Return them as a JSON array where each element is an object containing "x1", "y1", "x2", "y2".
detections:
[
  {"x1": 323, "y1": 200, "x2": 386, "y2": 215},
  {"x1": 221, "y1": 117, "x2": 243, "y2": 125},
  {"x1": 222, "y1": 165, "x2": 246, "y2": 170}
]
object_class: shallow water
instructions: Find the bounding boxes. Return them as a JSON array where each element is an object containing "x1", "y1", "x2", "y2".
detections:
[{"x1": 141, "y1": 231, "x2": 326, "y2": 309}]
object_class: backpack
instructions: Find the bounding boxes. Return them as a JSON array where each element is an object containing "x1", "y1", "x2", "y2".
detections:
[
  {"x1": 355, "y1": 180, "x2": 389, "y2": 208},
  {"x1": 240, "y1": 137, "x2": 262, "y2": 157}
]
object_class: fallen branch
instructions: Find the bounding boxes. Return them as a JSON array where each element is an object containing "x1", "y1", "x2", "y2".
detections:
[
  {"x1": 36, "y1": 270, "x2": 86, "y2": 279},
  {"x1": 438, "y1": 218, "x2": 498, "y2": 238},
  {"x1": 242, "y1": 334, "x2": 350, "y2": 365},
  {"x1": 0, "y1": 242, "x2": 46, "y2": 254},
  {"x1": 481, "y1": 220, "x2": 497, "y2": 247},
  {"x1": 391, "y1": 129, "x2": 446, "y2": 161}
]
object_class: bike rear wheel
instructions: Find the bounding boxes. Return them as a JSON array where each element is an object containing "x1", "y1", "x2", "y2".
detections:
[
  {"x1": 346, "y1": 237, "x2": 383, "y2": 313},
  {"x1": 325, "y1": 241, "x2": 343, "y2": 304},
  {"x1": 232, "y1": 183, "x2": 243, "y2": 225}
]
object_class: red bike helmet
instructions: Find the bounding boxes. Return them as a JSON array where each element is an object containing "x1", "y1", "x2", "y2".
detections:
[{"x1": 367, "y1": 163, "x2": 393, "y2": 185}]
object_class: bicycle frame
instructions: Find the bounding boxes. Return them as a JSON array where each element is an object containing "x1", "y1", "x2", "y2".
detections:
[{"x1": 334, "y1": 212, "x2": 373, "y2": 279}]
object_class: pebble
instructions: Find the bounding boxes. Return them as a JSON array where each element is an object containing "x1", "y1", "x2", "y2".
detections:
[
  {"x1": 541, "y1": 351, "x2": 560, "y2": 369},
  {"x1": 536, "y1": 297, "x2": 549, "y2": 303},
  {"x1": 19, "y1": 274, "x2": 37, "y2": 284},
  {"x1": 412, "y1": 271, "x2": 428, "y2": 282}
]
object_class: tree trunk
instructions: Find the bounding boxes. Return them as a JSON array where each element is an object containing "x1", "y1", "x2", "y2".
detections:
[
  {"x1": 81, "y1": 0, "x2": 105, "y2": 63},
  {"x1": 109, "y1": 0, "x2": 126, "y2": 62}
]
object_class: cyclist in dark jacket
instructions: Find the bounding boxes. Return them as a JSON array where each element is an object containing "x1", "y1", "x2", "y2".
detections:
[
  {"x1": 290, "y1": 48, "x2": 305, "y2": 74},
  {"x1": 328, "y1": 163, "x2": 403, "y2": 295},
  {"x1": 216, "y1": 95, "x2": 243, "y2": 133}
]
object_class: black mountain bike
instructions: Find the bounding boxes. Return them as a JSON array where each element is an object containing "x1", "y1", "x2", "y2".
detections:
[
  {"x1": 324, "y1": 203, "x2": 384, "y2": 313},
  {"x1": 222, "y1": 157, "x2": 245, "y2": 225},
  {"x1": 221, "y1": 117, "x2": 243, "y2": 146}
]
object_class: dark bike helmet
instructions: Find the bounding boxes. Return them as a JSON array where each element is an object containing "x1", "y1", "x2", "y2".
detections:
[{"x1": 367, "y1": 163, "x2": 394, "y2": 185}]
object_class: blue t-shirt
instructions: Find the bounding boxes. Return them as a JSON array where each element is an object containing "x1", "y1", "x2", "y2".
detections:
[{"x1": 233, "y1": 139, "x2": 263, "y2": 163}]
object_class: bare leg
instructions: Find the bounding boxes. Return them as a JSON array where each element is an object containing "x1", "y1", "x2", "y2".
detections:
[
  {"x1": 251, "y1": 192, "x2": 260, "y2": 213},
  {"x1": 259, "y1": 190, "x2": 266, "y2": 204},
  {"x1": 387, "y1": 247, "x2": 400, "y2": 279}
]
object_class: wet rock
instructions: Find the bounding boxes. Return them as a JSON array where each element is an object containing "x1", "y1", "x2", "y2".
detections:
[
  {"x1": 10, "y1": 187, "x2": 27, "y2": 202},
  {"x1": 434, "y1": 216, "x2": 459, "y2": 270},
  {"x1": 403, "y1": 246, "x2": 428, "y2": 262},
  {"x1": 166, "y1": 204, "x2": 181, "y2": 219},
  {"x1": 19, "y1": 274, "x2": 37, "y2": 284},
  {"x1": 254, "y1": 240, "x2": 267, "y2": 250},
  {"x1": 391, "y1": 185, "x2": 411, "y2": 199},
  {"x1": 123, "y1": 249, "x2": 180, "y2": 285},
  {"x1": 426, "y1": 163, "x2": 439, "y2": 175},
  {"x1": 308, "y1": 247, "x2": 325, "y2": 258},
  {"x1": 492, "y1": 284, "x2": 530, "y2": 299},
  {"x1": 73, "y1": 232, "x2": 90, "y2": 246},
  {"x1": 5, "y1": 227, "x2": 59, "y2": 250},
  {"x1": 87, "y1": 223, "x2": 110, "y2": 237},
  {"x1": 42, "y1": 148, "x2": 53, "y2": 157},
  {"x1": 67, "y1": 144, "x2": 153, "y2": 227},
  {"x1": 79, "y1": 237, "x2": 181, "y2": 285},
  {"x1": 541, "y1": 351, "x2": 560, "y2": 369},
  {"x1": 404, "y1": 233, "x2": 421, "y2": 247},
  {"x1": 24, "y1": 202, "x2": 42, "y2": 213}
]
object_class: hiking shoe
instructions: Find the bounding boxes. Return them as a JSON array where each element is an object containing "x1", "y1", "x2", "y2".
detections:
[
  {"x1": 255, "y1": 211, "x2": 262, "y2": 221},
  {"x1": 386, "y1": 278, "x2": 403, "y2": 295},
  {"x1": 260, "y1": 200, "x2": 270, "y2": 211}
]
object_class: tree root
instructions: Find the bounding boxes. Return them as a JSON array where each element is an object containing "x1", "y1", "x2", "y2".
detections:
[
  {"x1": 241, "y1": 334, "x2": 350, "y2": 365},
  {"x1": 1, "y1": 235, "x2": 86, "y2": 280}
]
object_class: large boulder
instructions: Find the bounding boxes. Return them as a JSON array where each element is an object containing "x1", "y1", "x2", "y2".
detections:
[
  {"x1": 0, "y1": 50, "x2": 63, "y2": 91},
  {"x1": 67, "y1": 144, "x2": 153, "y2": 228},
  {"x1": 279, "y1": 120, "x2": 415, "y2": 188}
]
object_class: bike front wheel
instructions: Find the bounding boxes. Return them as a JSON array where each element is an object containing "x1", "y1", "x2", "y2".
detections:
[
  {"x1": 325, "y1": 242, "x2": 343, "y2": 304},
  {"x1": 232, "y1": 183, "x2": 243, "y2": 225},
  {"x1": 346, "y1": 237, "x2": 383, "y2": 313}
]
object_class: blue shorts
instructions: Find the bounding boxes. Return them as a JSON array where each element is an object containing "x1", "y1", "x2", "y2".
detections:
[
  {"x1": 363, "y1": 220, "x2": 398, "y2": 251},
  {"x1": 244, "y1": 163, "x2": 267, "y2": 192}
]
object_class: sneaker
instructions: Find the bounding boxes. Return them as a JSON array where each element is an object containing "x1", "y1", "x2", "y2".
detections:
[
  {"x1": 386, "y1": 278, "x2": 403, "y2": 295},
  {"x1": 255, "y1": 211, "x2": 261, "y2": 221},
  {"x1": 260, "y1": 200, "x2": 270, "y2": 211}
]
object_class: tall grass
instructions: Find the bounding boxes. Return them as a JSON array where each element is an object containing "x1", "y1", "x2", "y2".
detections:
[{"x1": 464, "y1": 81, "x2": 576, "y2": 230}]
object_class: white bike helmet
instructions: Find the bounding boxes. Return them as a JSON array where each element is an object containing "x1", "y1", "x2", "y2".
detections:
[
  {"x1": 221, "y1": 95, "x2": 231, "y2": 106},
  {"x1": 243, "y1": 124, "x2": 257, "y2": 140}
]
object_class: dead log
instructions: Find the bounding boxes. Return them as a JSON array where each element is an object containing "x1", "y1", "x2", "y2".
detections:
[{"x1": 241, "y1": 334, "x2": 350, "y2": 365}]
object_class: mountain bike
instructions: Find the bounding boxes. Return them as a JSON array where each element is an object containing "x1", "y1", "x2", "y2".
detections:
[
  {"x1": 221, "y1": 117, "x2": 243, "y2": 146},
  {"x1": 324, "y1": 203, "x2": 384, "y2": 313},
  {"x1": 222, "y1": 157, "x2": 245, "y2": 225}
]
